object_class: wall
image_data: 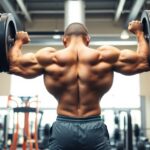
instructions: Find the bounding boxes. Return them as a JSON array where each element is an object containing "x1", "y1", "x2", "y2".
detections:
[
  {"x1": 140, "y1": 72, "x2": 150, "y2": 139},
  {"x1": 25, "y1": 18, "x2": 123, "y2": 34},
  {"x1": 0, "y1": 73, "x2": 11, "y2": 95}
]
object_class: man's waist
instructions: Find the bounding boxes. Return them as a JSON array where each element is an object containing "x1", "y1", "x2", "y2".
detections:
[{"x1": 56, "y1": 115, "x2": 101, "y2": 122}]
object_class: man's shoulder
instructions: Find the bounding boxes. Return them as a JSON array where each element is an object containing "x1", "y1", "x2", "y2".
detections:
[
  {"x1": 41, "y1": 47, "x2": 57, "y2": 52},
  {"x1": 96, "y1": 45, "x2": 114, "y2": 51},
  {"x1": 36, "y1": 47, "x2": 57, "y2": 56},
  {"x1": 95, "y1": 45, "x2": 120, "y2": 62},
  {"x1": 96, "y1": 45, "x2": 120, "y2": 54}
]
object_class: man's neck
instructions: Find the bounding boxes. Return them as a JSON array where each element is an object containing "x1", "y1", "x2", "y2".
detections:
[{"x1": 67, "y1": 36, "x2": 86, "y2": 47}]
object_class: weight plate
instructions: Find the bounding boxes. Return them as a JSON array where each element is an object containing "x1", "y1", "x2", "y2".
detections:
[
  {"x1": 141, "y1": 10, "x2": 150, "y2": 44},
  {"x1": 0, "y1": 14, "x2": 6, "y2": 72},
  {"x1": 0, "y1": 13, "x2": 17, "y2": 72},
  {"x1": 141, "y1": 10, "x2": 150, "y2": 66}
]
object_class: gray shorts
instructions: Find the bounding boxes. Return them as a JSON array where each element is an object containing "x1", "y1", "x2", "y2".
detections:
[{"x1": 48, "y1": 115, "x2": 111, "y2": 150}]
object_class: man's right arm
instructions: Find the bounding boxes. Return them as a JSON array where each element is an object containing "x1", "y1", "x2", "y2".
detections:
[
  {"x1": 114, "y1": 21, "x2": 150, "y2": 75},
  {"x1": 98, "y1": 21, "x2": 150, "y2": 75}
]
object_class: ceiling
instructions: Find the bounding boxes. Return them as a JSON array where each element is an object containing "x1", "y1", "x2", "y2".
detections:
[{"x1": 0, "y1": 0, "x2": 150, "y2": 47}]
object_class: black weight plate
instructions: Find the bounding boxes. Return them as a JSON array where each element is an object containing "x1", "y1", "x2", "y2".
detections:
[
  {"x1": 0, "y1": 13, "x2": 17, "y2": 72},
  {"x1": 141, "y1": 10, "x2": 150, "y2": 66},
  {"x1": 7, "y1": 22, "x2": 16, "y2": 50},
  {"x1": 0, "y1": 14, "x2": 6, "y2": 72},
  {"x1": 141, "y1": 10, "x2": 150, "y2": 44},
  {"x1": 4, "y1": 13, "x2": 17, "y2": 72},
  {"x1": 5, "y1": 15, "x2": 17, "y2": 72}
]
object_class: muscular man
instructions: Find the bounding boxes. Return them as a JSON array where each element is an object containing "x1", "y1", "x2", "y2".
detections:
[{"x1": 8, "y1": 21, "x2": 150, "y2": 150}]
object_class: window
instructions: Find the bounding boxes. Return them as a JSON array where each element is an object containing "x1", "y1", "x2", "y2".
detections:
[{"x1": 101, "y1": 73, "x2": 140, "y2": 108}]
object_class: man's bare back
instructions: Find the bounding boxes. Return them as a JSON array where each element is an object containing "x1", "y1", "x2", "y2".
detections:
[
  {"x1": 42, "y1": 39, "x2": 114, "y2": 117},
  {"x1": 8, "y1": 21, "x2": 150, "y2": 119}
]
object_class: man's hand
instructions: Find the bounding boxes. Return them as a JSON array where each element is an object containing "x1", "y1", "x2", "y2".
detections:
[
  {"x1": 128, "y1": 20, "x2": 143, "y2": 34},
  {"x1": 16, "y1": 31, "x2": 31, "y2": 44}
]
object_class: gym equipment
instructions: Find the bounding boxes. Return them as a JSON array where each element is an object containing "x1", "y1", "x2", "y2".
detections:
[
  {"x1": 3, "y1": 95, "x2": 13, "y2": 149},
  {"x1": 137, "y1": 141, "x2": 146, "y2": 150},
  {"x1": 114, "y1": 128, "x2": 121, "y2": 142},
  {"x1": 116, "y1": 142, "x2": 124, "y2": 150},
  {"x1": 0, "y1": 13, "x2": 17, "y2": 72},
  {"x1": 141, "y1": 10, "x2": 150, "y2": 65},
  {"x1": 9, "y1": 95, "x2": 43, "y2": 150},
  {"x1": 114, "y1": 112, "x2": 120, "y2": 125},
  {"x1": 136, "y1": 137, "x2": 150, "y2": 150},
  {"x1": 113, "y1": 112, "x2": 121, "y2": 147},
  {"x1": 3, "y1": 115, "x2": 8, "y2": 149},
  {"x1": 141, "y1": 10, "x2": 150, "y2": 43},
  {"x1": 112, "y1": 110, "x2": 133, "y2": 150},
  {"x1": 126, "y1": 111, "x2": 133, "y2": 150},
  {"x1": 134, "y1": 124, "x2": 140, "y2": 145},
  {"x1": 38, "y1": 124, "x2": 51, "y2": 149}
]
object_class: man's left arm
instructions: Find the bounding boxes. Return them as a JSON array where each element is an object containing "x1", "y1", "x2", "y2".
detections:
[
  {"x1": 8, "y1": 31, "x2": 44, "y2": 78},
  {"x1": 113, "y1": 21, "x2": 150, "y2": 75}
]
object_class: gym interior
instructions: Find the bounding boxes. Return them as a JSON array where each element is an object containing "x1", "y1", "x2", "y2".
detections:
[{"x1": 0, "y1": 0, "x2": 150, "y2": 149}]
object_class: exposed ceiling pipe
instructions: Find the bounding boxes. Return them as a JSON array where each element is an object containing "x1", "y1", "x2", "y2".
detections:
[
  {"x1": 0, "y1": 0, "x2": 23, "y2": 29},
  {"x1": 64, "y1": 0, "x2": 85, "y2": 29},
  {"x1": 114, "y1": 0, "x2": 126, "y2": 22},
  {"x1": 27, "y1": 9, "x2": 130, "y2": 15},
  {"x1": 16, "y1": 0, "x2": 32, "y2": 23}
]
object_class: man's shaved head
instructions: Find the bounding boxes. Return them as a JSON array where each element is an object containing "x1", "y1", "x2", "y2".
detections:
[{"x1": 64, "y1": 22, "x2": 89, "y2": 36}]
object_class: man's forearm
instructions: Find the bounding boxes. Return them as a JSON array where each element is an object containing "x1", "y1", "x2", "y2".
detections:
[
  {"x1": 136, "y1": 31, "x2": 149, "y2": 57},
  {"x1": 8, "y1": 40, "x2": 23, "y2": 63}
]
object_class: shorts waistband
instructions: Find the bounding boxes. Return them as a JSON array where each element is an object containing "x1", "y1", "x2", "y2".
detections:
[{"x1": 56, "y1": 115, "x2": 101, "y2": 122}]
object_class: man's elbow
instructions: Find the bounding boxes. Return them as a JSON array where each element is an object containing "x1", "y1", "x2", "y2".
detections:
[
  {"x1": 9, "y1": 67, "x2": 42, "y2": 79},
  {"x1": 9, "y1": 66, "x2": 28, "y2": 78}
]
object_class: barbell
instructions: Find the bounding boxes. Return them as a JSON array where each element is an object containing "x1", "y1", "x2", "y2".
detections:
[
  {"x1": 0, "y1": 13, "x2": 16, "y2": 72},
  {"x1": 0, "y1": 10, "x2": 150, "y2": 72},
  {"x1": 141, "y1": 10, "x2": 150, "y2": 43}
]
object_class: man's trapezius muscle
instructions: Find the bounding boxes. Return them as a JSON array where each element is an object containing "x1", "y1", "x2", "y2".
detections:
[{"x1": 8, "y1": 21, "x2": 150, "y2": 118}]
